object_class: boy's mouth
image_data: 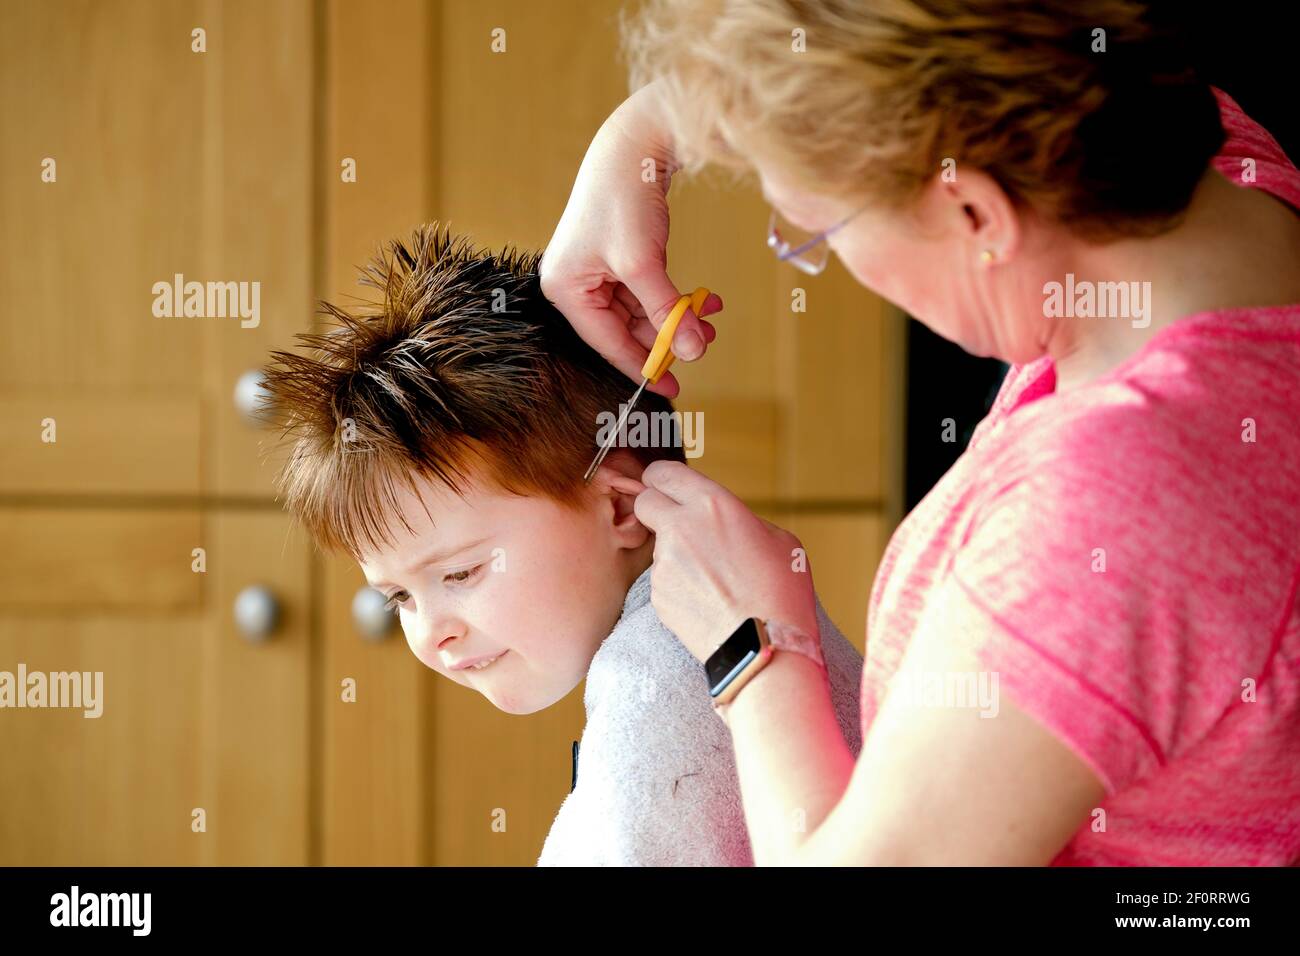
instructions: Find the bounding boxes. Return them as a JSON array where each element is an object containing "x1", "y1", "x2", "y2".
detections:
[{"x1": 449, "y1": 650, "x2": 509, "y2": 672}]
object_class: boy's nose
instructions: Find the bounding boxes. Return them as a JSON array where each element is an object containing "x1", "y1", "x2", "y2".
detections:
[{"x1": 402, "y1": 611, "x2": 465, "y2": 661}]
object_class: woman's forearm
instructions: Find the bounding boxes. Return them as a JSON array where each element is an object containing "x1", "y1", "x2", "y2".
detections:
[{"x1": 725, "y1": 647, "x2": 857, "y2": 865}]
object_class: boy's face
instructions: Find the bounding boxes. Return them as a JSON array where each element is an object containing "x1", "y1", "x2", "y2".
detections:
[{"x1": 358, "y1": 462, "x2": 649, "y2": 715}]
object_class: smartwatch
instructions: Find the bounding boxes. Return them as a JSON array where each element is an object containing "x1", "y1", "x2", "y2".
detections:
[{"x1": 705, "y1": 617, "x2": 826, "y2": 723}]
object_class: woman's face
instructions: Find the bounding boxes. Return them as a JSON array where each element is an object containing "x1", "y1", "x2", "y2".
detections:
[{"x1": 757, "y1": 161, "x2": 1056, "y2": 366}]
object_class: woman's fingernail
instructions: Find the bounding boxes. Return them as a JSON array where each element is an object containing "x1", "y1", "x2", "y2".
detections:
[{"x1": 675, "y1": 328, "x2": 704, "y2": 360}]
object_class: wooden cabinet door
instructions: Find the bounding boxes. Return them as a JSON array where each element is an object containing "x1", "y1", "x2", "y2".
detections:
[
  {"x1": 0, "y1": 509, "x2": 310, "y2": 865},
  {"x1": 0, "y1": 0, "x2": 313, "y2": 500},
  {"x1": 0, "y1": 1, "x2": 317, "y2": 864}
]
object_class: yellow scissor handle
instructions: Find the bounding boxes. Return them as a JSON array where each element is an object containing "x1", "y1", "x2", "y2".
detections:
[{"x1": 641, "y1": 286, "x2": 710, "y2": 385}]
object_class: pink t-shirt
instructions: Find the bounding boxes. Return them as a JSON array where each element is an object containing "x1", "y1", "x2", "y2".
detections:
[{"x1": 862, "y1": 88, "x2": 1300, "y2": 866}]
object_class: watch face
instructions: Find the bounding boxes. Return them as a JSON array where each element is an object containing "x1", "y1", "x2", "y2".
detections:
[{"x1": 706, "y1": 618, "x2": 763, "y2": 696}]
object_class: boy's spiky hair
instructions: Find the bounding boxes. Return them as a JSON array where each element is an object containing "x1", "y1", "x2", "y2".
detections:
[{"x1": 262, "y1": 222, "x2": 684, "y2": 557}]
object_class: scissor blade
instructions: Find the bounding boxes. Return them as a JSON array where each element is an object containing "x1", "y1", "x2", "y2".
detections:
[{"x1": 582, "y1": 379, "x2": 648, "y2": 483}]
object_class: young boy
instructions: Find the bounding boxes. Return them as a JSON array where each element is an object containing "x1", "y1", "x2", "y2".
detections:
[{"x1": 262, "y1": 223, "x2": 863, "y2": 865}]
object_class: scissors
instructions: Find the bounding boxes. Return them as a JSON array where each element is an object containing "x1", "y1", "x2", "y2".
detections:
[{"x1": 582, "y1": 286, "x2": 711, "y2": 483}]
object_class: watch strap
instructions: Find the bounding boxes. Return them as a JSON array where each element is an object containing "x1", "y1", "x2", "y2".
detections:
[{"x1": 763, "y1": 617, "x2": 826, "y2": 671}]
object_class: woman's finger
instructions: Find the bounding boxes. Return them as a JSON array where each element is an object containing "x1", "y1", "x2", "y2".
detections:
[
  {"x1": 697, "y1": 291, "x2": 724, "y2": 318},
  {"x1": 630, "y1": 312, "x2": 715, "y2": 351},
  {"x1": 622, "y1": 267, "x2": 708, "y2": 367},
  {"x1": 607, "y1": 296, "x2": 632, "y2": 329},
  {"x1": 632, "y1": 485, "x2": 680, "y2": 531},
  {"x1": 641, "y1": 459, "x2": 732, "y2": 504},
  {"x1": 606, "y1": 474, "x2": 647, "y2": 497},
  {"x1": 627, "y1": 313, "x2": 660, "y2": 352},
  {"x1": 613, "y1": 283, "x2": 647, "y2": 320},
  {"x1": 552, "y1": 289, "x2": 656, "y2": 387}
]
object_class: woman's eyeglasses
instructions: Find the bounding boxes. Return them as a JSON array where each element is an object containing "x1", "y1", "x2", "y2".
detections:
[{"x1": 765, "y1": 204, "x2": 868, "y2": 276}]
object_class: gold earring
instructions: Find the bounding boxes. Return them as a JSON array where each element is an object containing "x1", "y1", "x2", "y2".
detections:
[{"x1": 980, "y1": 249, "x2": 995, "y2": 263}]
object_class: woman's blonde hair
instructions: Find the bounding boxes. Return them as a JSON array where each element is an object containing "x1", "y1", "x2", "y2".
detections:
[{"x1": 622, "y1": 0, "x2": 1224, "y2": 242}]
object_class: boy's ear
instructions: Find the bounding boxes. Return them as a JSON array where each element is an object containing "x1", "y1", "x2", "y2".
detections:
[{"x1": 590, "y1": 451, "x2": 650, "y2": 548}]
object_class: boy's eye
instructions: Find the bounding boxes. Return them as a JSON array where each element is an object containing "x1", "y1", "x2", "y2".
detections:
[
  {"x1": 444, "y1": 563, "x2": 485, "y2": 586},
  {"x1": 383, "y1": 590, "x2": 410, "y2": 612}
]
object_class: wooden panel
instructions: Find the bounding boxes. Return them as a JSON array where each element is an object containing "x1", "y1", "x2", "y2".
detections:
[
  {"x1": 0, "y1": 0, "x2": 313, "y2": 499},
  {"x1": 879, "y1": 302, "x2": 910, "y2": 528},
  {"x1": 0, "y1": 0, "x2": 207, "y2": 394},
  {"x1": 431, "y1": 675, "x2": 584, "y2": 867},
  {"x1": 0, "y1": 395, "x2": 201, "y2": 496},
  {"x1": 0, "y1": 508, "x2": 309, "y2": 865},
  {"x1": 0, "y1": 508, "x2": 202, "y2": 610},
  {"x1": 320, "y1": 557, "x2": 427, "y2": 866},
  {"x1": 779, "y1": 260, "x2": 900, "y2": 503},
  {"x1": 324, "y1": 0, "x2": 434, "y2": 293},
  {"x1": 318, "y1": 0, "x2": 438, "y2": 866},
  {"x1": 665, "y1": 145, "x2": 900, "y2": 509},
  {"x1": 667, "y1": 175, "x2": 783, "y2": 399},
  {"x1": 675, "y1": 396, "x2": 781, "y2": 502},
  {"x1": 436, "y1": 0, "x2": 630, "y2": 251},
  {"x1": 201, "y1": 510, "x2": 311, "y2": 865},
  {"x1": 203, "y1": 0, "x2": 316, "y2": 498},
  {"x1": 0, "y1": 614, "x2": 206, "y2": 865}
]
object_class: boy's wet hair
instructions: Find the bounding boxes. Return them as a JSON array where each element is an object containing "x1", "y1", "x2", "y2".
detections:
[{"x1": 262, "y1": 222, "x2": 685, "y2": 557}]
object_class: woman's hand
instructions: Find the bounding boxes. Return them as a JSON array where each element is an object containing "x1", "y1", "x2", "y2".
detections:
[
  {"x1": 539, "y1": 81, "x2": 722, "y2": 398},
  {"x1": 615, "y1": 462, "x2": 819, "y2": 661}
]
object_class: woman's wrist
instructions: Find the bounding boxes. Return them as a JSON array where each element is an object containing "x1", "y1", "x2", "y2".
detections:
[
  {"x1": 616, "y1": 79, "x2": 679, "y2": 176},
  {"x1": 712, "y1": 615, "x2": 827, "y2": 728},
  {"x1": 724, "y1": 639, "x2": 830, "y2": 728}
]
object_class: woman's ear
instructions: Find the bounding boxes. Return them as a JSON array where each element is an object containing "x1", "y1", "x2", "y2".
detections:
[
  {"x1": 935, "y1": 167, "x2": 1022, "y2": 263},
  {"x1": 590, "y1": 450, "x2": 651, "y2": 549}
]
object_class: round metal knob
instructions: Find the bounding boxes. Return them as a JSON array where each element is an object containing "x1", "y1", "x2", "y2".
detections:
[
  {"x1": 233, "y1": 369, "x2": 272, "y2": 425},
  {"x1": 234, "y1": 585, "x2": 281, "y2": 642},
  {"x1": 352, "y1": 586, "x2": 396, "y2": 641}
]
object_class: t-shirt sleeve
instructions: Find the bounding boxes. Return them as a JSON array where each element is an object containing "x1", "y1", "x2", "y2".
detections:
[
  {"x1": 914, "y1": 409, "x2": 1243, "y2": 797},
  {"x1": 920, "y1": 485, "x2": 1163, "y2": 795},
  {"x1": 1211, "y1": 86, "x2": 1300, "y2": 210}
]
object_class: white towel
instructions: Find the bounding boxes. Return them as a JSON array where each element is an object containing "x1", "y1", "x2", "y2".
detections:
[{"x1": 537, "y1": 565, "x2": 864, "y2": 866}]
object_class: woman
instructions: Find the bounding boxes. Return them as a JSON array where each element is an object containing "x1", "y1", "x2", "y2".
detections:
[{"x1": 540, "y1": 0, "x2": 1300, "y2": 865}]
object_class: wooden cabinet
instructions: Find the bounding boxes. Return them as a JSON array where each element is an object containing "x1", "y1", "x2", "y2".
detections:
[{"x1": 0, "y1": 0, "x2": 904, "y2": 866}]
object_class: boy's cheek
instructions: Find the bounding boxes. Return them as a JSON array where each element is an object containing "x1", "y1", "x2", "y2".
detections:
[{"x1": 415, "y1": 649, "x2": 471, "y2": 688}]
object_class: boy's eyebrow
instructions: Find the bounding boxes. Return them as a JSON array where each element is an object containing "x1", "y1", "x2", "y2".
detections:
[
  {"x1": 410, "y1": 534, "x2": 493, "y2": 571},
  {"x1": 367, "y1": 534, "x2": 493, "y2": 588}
]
